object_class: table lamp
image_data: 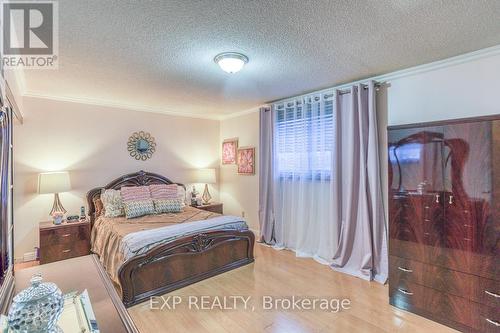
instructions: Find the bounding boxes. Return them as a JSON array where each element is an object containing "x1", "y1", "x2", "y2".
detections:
[
  {"x1": 38, "y1": 171, "x2": 71, "y2": 217},
  {"x1": 196, "y1": 168, "x2": 216, "y2": 205}
]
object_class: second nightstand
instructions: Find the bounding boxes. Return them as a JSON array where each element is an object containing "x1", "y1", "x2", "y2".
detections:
[
  {"x1": 192, "y1": 202, "x2": 223, "y2": 214},
  {"x1": 39, "y1": 219, "x2": 90, "y2": 264}
]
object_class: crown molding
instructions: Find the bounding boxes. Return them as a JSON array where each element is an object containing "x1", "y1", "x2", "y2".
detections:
[
  {"x1": 219, "y1": 106, "x2": 262, "y2": 120},
  {"x1": 272, "y1": 44, "x2": 500, "y2": 105},
  {"x1": 19, "y1": 44, "x2": 500, "y2": 121},
  {"x1": 22, "y1": 91, "x2": 224, "y2": 120}
]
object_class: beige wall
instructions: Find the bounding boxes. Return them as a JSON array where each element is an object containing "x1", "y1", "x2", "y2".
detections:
[
  {"x1": 13, "y1": 51, "x2": 500, "y2": 261},
  {"x1": 219, "y1": 111, "x2": 260, "y2": 232},
  {"x1": 14, "y1": 96, "x2": 220, "y2": 260}
]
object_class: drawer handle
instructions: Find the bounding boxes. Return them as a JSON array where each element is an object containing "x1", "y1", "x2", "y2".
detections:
[
  {"x1": 435, "y1": 194, "x2": 440, "y2": 203},
  {"x1": 62, "y1": 249, "x2": 71, "y2": 253},
  {"x1": 398, "y1": 288, "x2": 413, "y2": 295},
  {"x1": 485, "y1": 290, "x2": 500, "y2": 298},
  {"x1": 486, "y1": 319, "x2": 500, "y2": 327},
  {"x1": 397, "y1": 266, "x2": 413, "y2": 273},
  {"x1": 61, "y1": 234, "x2": 71, "y2": 237}
]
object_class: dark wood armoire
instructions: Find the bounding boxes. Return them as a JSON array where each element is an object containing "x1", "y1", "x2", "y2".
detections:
[
  {"x1": 388, "y1": 115, "x2": 499, "y2": 333},
  {"x1": 0, "y1": 82, "x2": 18, "y2": 314}
]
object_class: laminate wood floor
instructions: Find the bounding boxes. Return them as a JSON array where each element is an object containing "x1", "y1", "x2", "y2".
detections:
[{"x1": 128, "y1": 243, "x2": 457, "y2": 333}]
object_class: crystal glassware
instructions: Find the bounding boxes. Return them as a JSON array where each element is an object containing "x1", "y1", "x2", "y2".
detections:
[{"x1": 8, "y1": 274, "x2": 64, "y2": 333}]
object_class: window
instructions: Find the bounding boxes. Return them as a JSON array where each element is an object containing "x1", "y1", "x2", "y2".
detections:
[{"x1": 275, "y1": 97, "x2": 334, "y2": 180}]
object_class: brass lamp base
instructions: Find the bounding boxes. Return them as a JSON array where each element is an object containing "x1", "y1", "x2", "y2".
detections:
[
  {"x1": 202, "y1": 184, "x2": 212, "y2": 205},
  {"x1": 49, "y1": 193, "x2": 67, "y2": 216}
]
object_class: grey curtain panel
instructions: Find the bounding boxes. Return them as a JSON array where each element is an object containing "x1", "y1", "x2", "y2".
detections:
[
  {"x1": 331, "y1": 82, "x2": 388, "y2": 283},
  {"x1": 258, "y1": 106, "x2": 275, "y2": 244}
]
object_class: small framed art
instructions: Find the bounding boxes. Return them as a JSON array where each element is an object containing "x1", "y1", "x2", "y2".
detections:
[
  {"x1": 237, "y1": 147, "x2": 255, "y2": 175},
  {"x1": 222, "y1": 138, "x2": 238, "y2": 164}
]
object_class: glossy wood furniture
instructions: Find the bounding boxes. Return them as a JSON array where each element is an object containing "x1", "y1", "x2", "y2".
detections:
[
  {"x1": 0, "y1": 101, "x2": 14, "y2": 314},
  {"x1": 192, "y1": 202, "x2": 223, "y2": 214},
  {"x1": 15, "y1": 255, "x2": 138, "y2": 333},
  {"x1": 388, "y1": 115, "x2": 500, "y2": 333},
  {"x1": 87, "y1": 170, "x2": 255, "y2": 307},
  {"x1": 39, "y1": 220, "x2": 91, "y2": 264}
]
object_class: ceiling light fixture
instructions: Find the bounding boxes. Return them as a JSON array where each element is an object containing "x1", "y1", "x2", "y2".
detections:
[{"x1": 214, "y1": 52, "x2": 249, "y2": 74}]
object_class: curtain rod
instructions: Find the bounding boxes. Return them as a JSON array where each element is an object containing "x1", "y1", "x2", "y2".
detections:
[
  {"x1": 337, "y1": 82, "x2": 382, "y2": 96},
  {"x1": 275, "y1": 82, "x2": 382, "y2": 108}
]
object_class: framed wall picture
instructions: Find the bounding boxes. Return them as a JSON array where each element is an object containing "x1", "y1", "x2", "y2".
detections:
[
  {"x1": 222, "y1": 138, "x2": 238, "y2": 164},
  {"x1": 237, "y1": 147, "x2": 255, "y2": 175}
]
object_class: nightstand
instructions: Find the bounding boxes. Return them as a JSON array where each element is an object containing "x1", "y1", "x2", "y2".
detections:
[
  {"x1": 192, "y1": 202, "x2": 223, "y2": 214},
  {"x1": 39, "y1": 219, "x2": 91, "y2": 264}
]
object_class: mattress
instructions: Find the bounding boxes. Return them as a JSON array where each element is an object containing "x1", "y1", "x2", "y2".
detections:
[{"x1": 91, "y1": 206, "x2": 248, "y2": 283}]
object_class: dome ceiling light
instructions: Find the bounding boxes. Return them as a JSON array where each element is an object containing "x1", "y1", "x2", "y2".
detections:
[{"x1": 214, "y1": 52, "x2": 249, "y2": 74}]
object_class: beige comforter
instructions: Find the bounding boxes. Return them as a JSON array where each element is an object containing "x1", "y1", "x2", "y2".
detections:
[{"x1": 91, "y1": 206, "x2": 220, "y2": 284}]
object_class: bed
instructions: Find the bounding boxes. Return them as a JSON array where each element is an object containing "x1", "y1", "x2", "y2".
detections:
[{"x1": 87, "y1": 170, "x2": 255, "y2": 307}]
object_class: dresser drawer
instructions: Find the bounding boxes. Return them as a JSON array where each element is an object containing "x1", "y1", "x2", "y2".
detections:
[
  {"x1": 390, "y1": 281, "x2": 499, "y2": 332},
  {"x1": 390, "y1": 255, "x2": 500, "y2": 308},
  {"x1": 390, "y1": 239, "x2": 499, "y2": 280},
  {"x1": 477, "y1": 306, "x2": 500, "y2": 333},
  {"x1": 40, "y1": 240, "x2": 90, "y2": 264},
  {"x1": 478, "y1": 277, "x2": 500, "y2": 309},
  {"x1": 390, "y1": 255, "x2": 476, "y2": 301},
  {"x1": 40, "y1": 224, "x2": 90, "y2": 246}
]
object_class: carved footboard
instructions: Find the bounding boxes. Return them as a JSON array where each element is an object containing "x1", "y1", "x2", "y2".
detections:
[{"x1": 118, "y1": 230, "x2": 255, "y2": 307}]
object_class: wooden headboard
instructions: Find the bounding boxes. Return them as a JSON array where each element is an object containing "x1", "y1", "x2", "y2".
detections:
[{"x1": 86, "y1": 170, "x2": 186, "y2": 226}]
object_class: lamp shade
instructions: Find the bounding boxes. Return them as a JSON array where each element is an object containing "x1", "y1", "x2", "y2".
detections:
[
  {"x1": 38, "y1": 172, "x2": 71, "y2": 194},
  {"x1": 195, "y1": 168, "x2": 216, "y2": 184}
]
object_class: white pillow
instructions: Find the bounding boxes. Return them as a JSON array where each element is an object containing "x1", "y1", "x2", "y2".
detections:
[{"x1": 177, "y1": 186, "x2": 187, "y2": 206}]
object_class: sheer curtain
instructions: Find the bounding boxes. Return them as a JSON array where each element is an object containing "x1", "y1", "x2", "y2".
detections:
[
  {"x1": 259, "y1": 82, "x2": 387, "y2": 283},
  {"x1": 272, "y1": 94, "x2": 338, "y2": 263}
]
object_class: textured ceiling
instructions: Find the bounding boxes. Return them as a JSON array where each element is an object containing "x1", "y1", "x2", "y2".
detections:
[{"x1": 22, "y1": 0, "x2": 500, "y2": 118}]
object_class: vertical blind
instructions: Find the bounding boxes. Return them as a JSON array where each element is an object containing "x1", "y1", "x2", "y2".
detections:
[{"x1": 274, "y1": 95, "x2": 334, "y2": 180}]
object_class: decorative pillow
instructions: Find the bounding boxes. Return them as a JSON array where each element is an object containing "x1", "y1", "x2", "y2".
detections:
[
  {"x1": 93, "y1": 197, "x2": 104, "y2": 217},
  {"x1": 153, "y1": 199, "x2": 183, "y2": 214},
  {"x1": 121, "y1": 186, "x2": 151, "y2": 203},
  {"x1": 101, "y1": 189, "x2": 124, "y2": 217},
  {"x1": 124, "y1": 199, "x2": 155, "y2": 219},
  {"x1": 149, "y1": 184, "x2": 178, "y2": 200}
]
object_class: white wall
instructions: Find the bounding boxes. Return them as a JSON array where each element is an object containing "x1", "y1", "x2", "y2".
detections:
[
  {"x1": 14, "y1": 96, "x2": 220, "y2": 260},
  {"x1": 219, "y1": 51, "x2": 500, "y2": 236},
  {"x1": 219, "y1": 111, "x2": 260, "y2": 232},
  {"x1": 387, "y1": 53, "x2": 500, "y2": 125}
]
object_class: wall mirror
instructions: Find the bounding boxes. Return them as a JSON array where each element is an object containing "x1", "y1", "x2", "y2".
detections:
[{"x1": 127, "y1": 131, "x2": 156, "y2": 160}]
